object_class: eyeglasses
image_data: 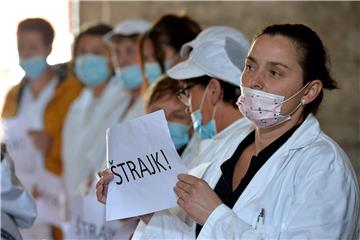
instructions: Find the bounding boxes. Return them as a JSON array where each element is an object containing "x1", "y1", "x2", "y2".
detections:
[{"x1": 176, "y1": 83, "x2": 197, "y2": 107}]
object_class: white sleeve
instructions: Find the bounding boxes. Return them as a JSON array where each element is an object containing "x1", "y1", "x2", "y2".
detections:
[
  {"x1": 199, "y1": 161, "x2": 359, "y2": 239},
  {"x1": 1, "y1": 153, "x2": 37, "y2": 228},
  {"x1": 140, "y1": 210, "x2": 195, "y2": 239},
  {"x1": 198, "y1": 204, "x2": 258, "y2": 239}
]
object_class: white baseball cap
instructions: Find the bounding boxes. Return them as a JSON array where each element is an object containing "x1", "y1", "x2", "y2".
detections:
[
  {"x1": 180, "y1": 26, "x2": 249, "y2": 58},
  {"x1": 168, "y1": 27, "x2": 249, "y2": 86},
  {"x1": 104, "y1": 19, "x2": 149, "y2": 41}
]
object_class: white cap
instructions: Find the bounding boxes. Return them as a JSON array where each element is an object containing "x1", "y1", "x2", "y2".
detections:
[
  {"x1": 104, "y1": 19, "x2": 149, "y2": 41},
  {"x1": 180, "y1": 26, "x2": 249, "y2": 58},
  {"x1": 168, "y1": 27, "x2": 249, "y2": 86}
]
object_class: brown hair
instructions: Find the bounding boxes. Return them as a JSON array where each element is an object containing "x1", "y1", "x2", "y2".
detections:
[
  {"x1": 17, "y1": 18, "x2": 55, "y2": 47},
  {"x1": 73, "y1": 23, "x2": 113, "y2": 57},
  {"x1": 144, "y1": 75, "x2": 182, "y2": 111},
  {"x1": 137, "y1": 14, "x2": 201, "y2": 90}
]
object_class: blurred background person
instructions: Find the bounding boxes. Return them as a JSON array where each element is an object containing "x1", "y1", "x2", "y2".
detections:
[
  {"x1": 138, "y1": 14, "x2": 202, "y2": 89},
  {"x1": 62, "y1": 23, "x2": 116, "y2": 205},
  {"x1": 104, "y1": 19, "x2": 150, "y2": 125},
  {"x1": 1, "y1": 17, "x2": 82, "y2": 239}
]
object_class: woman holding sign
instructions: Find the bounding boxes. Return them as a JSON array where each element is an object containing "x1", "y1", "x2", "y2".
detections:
[{"x1": 97, "y1": 24, "x2": 359, "y2": 239}]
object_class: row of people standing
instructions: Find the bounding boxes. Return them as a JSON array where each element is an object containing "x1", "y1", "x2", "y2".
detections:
[
  {"x1": 1, "y1": 14, "x2": 202, "y2": 239},
  {"x1": 2, "y1": 13, "x2": 359, "y2": 240}
]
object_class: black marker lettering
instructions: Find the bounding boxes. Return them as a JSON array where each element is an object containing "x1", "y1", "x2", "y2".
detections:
[
  {"x1": 126, "y1": 161, "x2": 141, "y2": 180},
  {"x1": 138, "y1": 157, "x2": 152, "y2": 177},
  {"x1": 146, "y1": 155, "x2": 156, "y2": 174},
  {"x1": 111, "y1": 165, "x2": 122, "y2": 185},
  {"x1": 89, "y1": 223, "x2": 96, "y2": 238},
  {"x1": 151, "y1": 152, "x2": 167, "y2": 172},
  {"x1": 160, "y1": 149, "x2": 171, "y2": 170},
  {"x1": 118, "y1": 162, "x2": 130, "y2": 182}
]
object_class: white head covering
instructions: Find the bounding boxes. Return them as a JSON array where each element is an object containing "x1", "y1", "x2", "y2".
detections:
[
  {"x1": 104, "y1": 19, "x2": 149, "y2": 41},
  {"x1": 168, "y1": 26, "x2": 249, "y2": 86}
]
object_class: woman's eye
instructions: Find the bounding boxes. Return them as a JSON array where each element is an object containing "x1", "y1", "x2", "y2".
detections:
[
  {"x1": 270, "y1": 70, "x2": 281, "y2": 77},
  {"x1": 245, "y1": 64, "x2": 254, "y2": 71}
]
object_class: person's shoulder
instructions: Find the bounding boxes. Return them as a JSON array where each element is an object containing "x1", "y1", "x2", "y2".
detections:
[
  {"x1": 51, "y1": 62, "x2": 83, "y2": 98},
  {"x1": 1, "y1": 80, "x2": 26, "y2": 118},
  {"x1": 296, "y1": 130, "x2": 354, "y2": 180},
  {"x1": 6, "y1": 79, "x2": 26, "y2": 95}
]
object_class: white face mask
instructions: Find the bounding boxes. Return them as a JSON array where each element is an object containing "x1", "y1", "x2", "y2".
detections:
[{"x1": 236, "y1": 82, "x2": 310, "y2": 128}]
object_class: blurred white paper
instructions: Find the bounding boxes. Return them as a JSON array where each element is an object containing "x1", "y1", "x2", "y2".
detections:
[
  {"x1": 105, "y1": 110, "x2": 187, "y2": 221},
  {"x1": 62, "y1": 195, "x2": 137, "y2": 239},
  {"x1": 2, "y1": 117, "x2": 40, "y2": 175},
  {"x1": 36, "y1": 171, "x2": 65, "y2": 226}
]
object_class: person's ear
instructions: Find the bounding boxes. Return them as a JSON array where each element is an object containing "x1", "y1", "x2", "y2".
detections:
[
  {"x1": 301, "y1": 80, "x2": 323, "y2": 105},
  {"x1": 207, "y1": 78, "x2": 222, "y2": 105}
]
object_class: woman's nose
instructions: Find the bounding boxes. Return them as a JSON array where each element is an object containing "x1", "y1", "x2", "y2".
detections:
[{"x1": 241, "y1": 71, "x2": 264, "y2": 90}]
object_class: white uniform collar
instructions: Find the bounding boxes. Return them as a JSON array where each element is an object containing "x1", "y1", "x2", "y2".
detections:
[{"x1": 282, "y1": 114, "x2": 320, "y2": 151}]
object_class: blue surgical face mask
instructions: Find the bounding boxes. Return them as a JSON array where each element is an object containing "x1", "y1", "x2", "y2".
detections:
[
  {"x1": 168, "y1": 122, "x2": 190, "y2": 150},
  {"x1": 75, "y1": 54, "x2": 111, "y2": 87},
  {"x1": 145, "y1": 62, "x2": 162, "y2": 85},
  {"x1": 114, "y1": 64, "x2": 142, "y2": 90},
  {"x1": 190, "y1": 85, "x2": 218, "y2": 140},
  {"x1": 19, "y1": 56, "x2": 48, "y2": 81}
]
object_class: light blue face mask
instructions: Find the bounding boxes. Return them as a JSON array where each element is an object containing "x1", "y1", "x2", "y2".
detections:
[
  {"x1": 75, "y1": 53, "x2": 111, "y2": 87},
  {"x1": 168, "y1": 122, "x2": 190, "y2": 150},
  {"x1": 114, "y1": 64, "x2": 143, "y2": 90},
  {"x1": 19, "y1": 56, "x2": 48, "y2": 80},
  {"x1": 190, "y1": 85, "x2": 218, "y2": 140},
  {"x1": 145, "y1": 62, "x2": 162, "y2": 85}
]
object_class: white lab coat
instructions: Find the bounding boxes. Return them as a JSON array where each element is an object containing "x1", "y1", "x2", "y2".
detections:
[
  {"x1": 120, "y1": 96, "x2": 144, "y2": 123},
  {"x1": 62, "y1": 79, "x2": 131, "y2": 199},
  {"x1": 132, "y1": 117, "x2": 253, "y2": 239},
  {"x1": 15, "y1": 77, "x2": 58, "y2": 239},
  {"x1": 187, "y1": 117, "x2": 253, "y2": 175},
  {"x1": 139, "y1": 114, "x2": 359, "y2": 239},
  {"x1": 16, "y1": 76, "x2": 58, "y2": 190},
  {"x1": 181, "y1": 134, "x2": 201, "y2": 166}
]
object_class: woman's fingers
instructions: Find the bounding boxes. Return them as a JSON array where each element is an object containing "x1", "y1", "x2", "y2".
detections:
[
  {"x1": 176, "y1": 179, "x2": 192, "y2": 194},
  {"x1": 95, "y1": 169, "x2": 113, "y2": 204}
]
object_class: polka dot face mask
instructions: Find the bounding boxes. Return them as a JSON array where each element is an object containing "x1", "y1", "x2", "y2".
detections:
[{"x1": 236, "y1": 82, "x2": 310, "y2": 128}]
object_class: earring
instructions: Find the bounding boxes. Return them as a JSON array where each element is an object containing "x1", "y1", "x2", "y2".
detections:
[{"x1": 301, "y1": 99, "x2": 306, "y2": 105}]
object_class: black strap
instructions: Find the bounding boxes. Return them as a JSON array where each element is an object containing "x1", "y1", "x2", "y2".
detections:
[
  {"x1": 52, "y1": 62, "x2": 68, "y2": 84},
  {"x1": 1, "y1": 143, "x2": 6, "y2": 161},
  {"x1": 1, "y1": 228, "x2": 17, "y2": 240}
]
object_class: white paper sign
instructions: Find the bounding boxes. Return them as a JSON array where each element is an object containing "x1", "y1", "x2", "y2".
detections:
[
  {"x1": 105, "y1": 110, "x2": 187, "y2": 221},
  {"x1": 62, "y1": 195, "x2": 138, "y2": 239},
  {"x1": 2, "y1": 117, "x2": 40, "y2": 175},
  {"x1": 36, "y1": 171, "x2": 65, "y2": 226}
]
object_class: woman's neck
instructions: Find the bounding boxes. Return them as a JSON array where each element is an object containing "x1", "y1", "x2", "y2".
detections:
[
  {"x1": 254, "y1": 109, "x2": 305, "y2": 155},
  {"x1": 92, "y1": 80, "x2": 109, "y2": 97},
  {"x1": 130, "y1": 87, "x2": 141, "y2": 99},
  {"x1": 128, "y1": 88, "x2": 141, "y2": 106},
  {"x1": 29, "y1": 66, "x2": 54, "y2": 99},
  {"x1": 215, "y1": 102, "x2": 243, "y2": 133}
]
